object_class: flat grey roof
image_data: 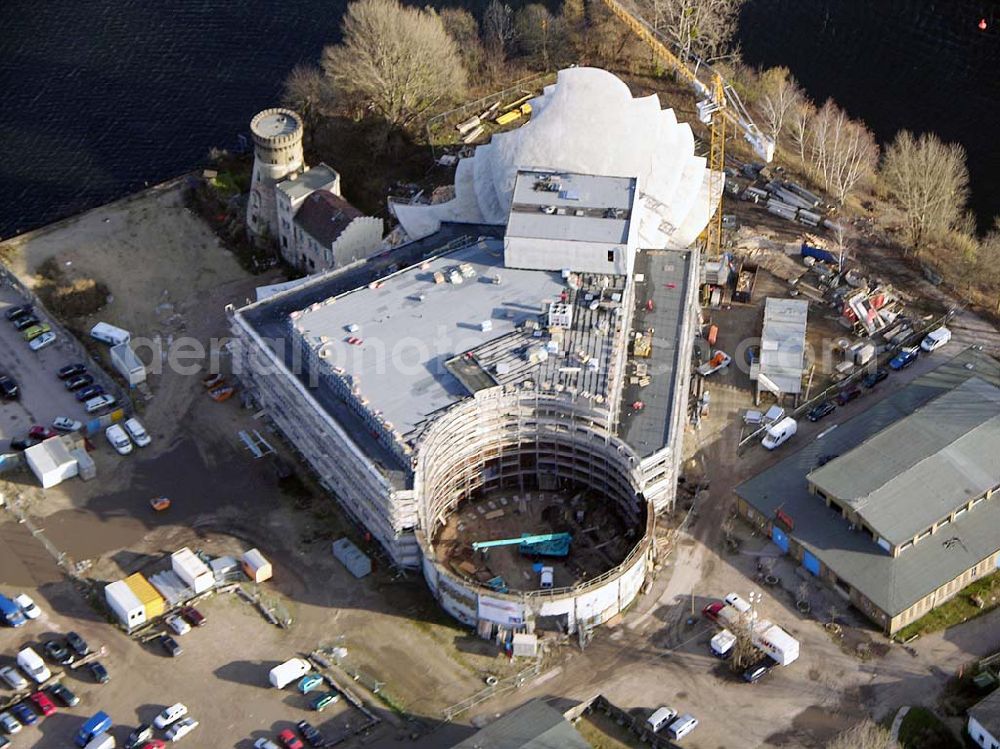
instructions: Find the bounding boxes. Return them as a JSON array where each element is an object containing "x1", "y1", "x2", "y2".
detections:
[
  {"x1": 809, "y1": 376, "x2": 1000, "y2": 545},
  {"x1": 970, "y1": 689, "x2": 1000, "y2": 740},
  {"x1": 450, "y1": 699, "x2": 589, "y2": 749},
  {"x1": 618, "y1": 249, "x2": 692, "y2": 457},
  {"x1": 736, "y1": 348, "x2": 1000, "y2": 617},
  {"x1": 277, "y1": 163, "x2": 339, "y2": 201},
  {"x1": 290, "y1": 240, "x2": 566, "y2": 437},
  {"x1": 756, "y1": 297, "x2": 808, "y2": 395},
  {"x1": 239, "y1": 223, "x2": 505, "y2": 487},
  {"x1": 506, "y1": 170, "x2": 635, "y2": 245}
]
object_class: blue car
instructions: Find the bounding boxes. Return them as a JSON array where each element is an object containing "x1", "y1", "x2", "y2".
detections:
[
  {"x1": 12, "y1": 702, "x2": 37, "y2": 726},
  {"x1": 889, "y1": 348, "x2": 918, "y2": 370}
]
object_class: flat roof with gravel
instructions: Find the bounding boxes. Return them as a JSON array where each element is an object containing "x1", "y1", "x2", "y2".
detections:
[{"x1": 736, "y1": 348, "x2": 1000, "y2": 617}]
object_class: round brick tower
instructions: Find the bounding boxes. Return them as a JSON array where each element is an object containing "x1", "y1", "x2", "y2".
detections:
[{"x1": 246, "y1": 108, "x2": 304, "y2": 243}]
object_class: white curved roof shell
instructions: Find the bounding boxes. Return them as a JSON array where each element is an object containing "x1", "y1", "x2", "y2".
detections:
[{"x1": 395, "y1": 67, "x2": 721, "y2": 250}]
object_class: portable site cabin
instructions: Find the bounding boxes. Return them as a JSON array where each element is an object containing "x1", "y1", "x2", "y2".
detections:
[
  {"x1": 110, "y1": 342, "x2": 146, "y2": 386},
  {"x1": 25, "y1": 437, "x2": 78, "y2": 489},
  {"x1": 242, "y1": 548, "x2": 272, "y2": 583},
  {"x1": 171, "y1": 547, "x2": 214, "y2": 594},
  {"x1": 332, "y1": 538, "x2": 371, "y2": 579},
  {"x1": 124, "y1": 573, "x2": 165, "y2": 619},
  {"x1": 105, "y1": 580, "x2": 146, "y2": 631}
]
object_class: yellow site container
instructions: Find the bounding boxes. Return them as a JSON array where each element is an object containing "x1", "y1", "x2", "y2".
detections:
[
  {"x1": 520, "y1": 103, "x2": 532, "y2": 116},
  {"x1": 124, "y1": 573, "x2": 165, "y2": 619},
  {"x1": 494, "y1": 110, "x2": 522, "y2": 126}
]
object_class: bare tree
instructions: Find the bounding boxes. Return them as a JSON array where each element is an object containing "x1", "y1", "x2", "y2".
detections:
[
  {"x1": 515, "y1": 4, "x2": 564, "y2": 69},
  {"x1": 879, "y1": 130, "x2": 970, "y2": 251},
  {"x1": 440, "y1": 8, "x2": 485, "y2": 80},
  {"x1": 825, "y1": 719, "x2": 898, "y2": 749},
  {"x1": 643, "y1": 0, "x2": 746, "y2": 62},
  {"x1": 808, "y1": 99, "x2": 879, "y2": 203},
  {"x1": 281, "y1": 64, "x2": 331, "y2": 143},
  {"x1": 758, "y1": 67, "x2": 802, "y2": 150},
  {"x1": 790, "y1": 98, "x2": 815, "y2": 164},
  {"x1": 559, "y1": 0, "x2": 586, "y2": 57},
  {"x1": 321, "y1": 0, "x2": 466, "y2": 130},
  {"x1": 729, "y1": 609, "x2": 758, "y2": 673},
  {"x1": 981, "y1": 219, "x2": 1000, "y2": 314},
  {"x1": 483, "y1": 0, "x2": 515, "y2": 80}
]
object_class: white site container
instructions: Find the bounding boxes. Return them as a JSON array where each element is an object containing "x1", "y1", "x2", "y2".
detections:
[
  {"x1": 332, "y1": 538, "x2": 372, "y2": 579},
  {"x1": 269, "y1": 658, "x2": 311, "y2": 688},
  {"x1": 25, "y1": 438, "x2": 78, "y2": 489},
  {"x1": 170, "y1": 547, "x2": 214, "y2": 594},
  {"x1": 242, "y1": 548, "x2": 273, "y2": 583},
  {"x1": 105, "y1": 580, "x2": 146, "y2": 631},
  {"x1": 111, "y1": 342, "x2": 146, "y2": 386}
]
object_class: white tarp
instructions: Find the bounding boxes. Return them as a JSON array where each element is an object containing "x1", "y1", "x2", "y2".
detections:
[{"x1": 25, "y1": 438, "x2": 77, "y2": 489}]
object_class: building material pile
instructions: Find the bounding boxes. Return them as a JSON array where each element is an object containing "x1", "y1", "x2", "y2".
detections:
[{"x1": 840, "y1": 284, "x2": 900, "y2": 336}]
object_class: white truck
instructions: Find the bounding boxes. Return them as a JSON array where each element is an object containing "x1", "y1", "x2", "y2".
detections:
[
  {"x1": 696, "y1": 350, "x2": 732, "y2": 377},
  {"x1": 714, "y1": 607, "x2": 800, "y2": 665}
]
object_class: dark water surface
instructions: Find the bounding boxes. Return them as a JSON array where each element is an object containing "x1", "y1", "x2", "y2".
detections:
[{"x1": 0, "y1": 0, "x2": 997, "y2": 239}]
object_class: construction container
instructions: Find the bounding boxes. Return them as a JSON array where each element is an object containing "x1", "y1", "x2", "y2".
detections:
[
  {"x1": 71, "y1": 448, "x2": 96, "y2": 480},
  {"x1": 25, "y1": 438, "x2": 77, "y2": 489},
  {"x1": 242, "y1": 548, "x2": 272, "y2": 583},
  {"x1": 105, "y1": 580, "x2": 145, "y2": 631},
  {"x1": 332, "y1": 538, "x2": 372, "y2": 579},
  {"x1": 110, "y1": 342, "x2": 146, "y2": 386},
  {"x1": 511, "y1": 632, "x2": 538, "y2": 657},
  {"x1": 210, "y1": 555, "x2": 240, "y2": 581},
  {"x1": 171, "y1": 547, "x2": 214, "y2": 594},
  {"x1": 124, "y1": 572, "x2": 166, "y2": 619}
]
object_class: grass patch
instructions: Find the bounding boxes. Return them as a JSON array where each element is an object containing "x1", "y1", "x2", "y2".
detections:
[
  {"x1": 896, "y1": 571, "x2": 1000, "y2": 640},
  {"x1": 897, "y1": 707, "x2": 961, "y2": 749},
  {"x1": 575, "y1": 713, "x2": 640, "y2": 749}
]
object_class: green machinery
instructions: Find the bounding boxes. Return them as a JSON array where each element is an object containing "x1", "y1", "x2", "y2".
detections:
[{"x1": 471, "y1": 532, "x2": 573, "y2": 558}]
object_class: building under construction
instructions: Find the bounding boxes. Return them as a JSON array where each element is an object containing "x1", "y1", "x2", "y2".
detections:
[{"x1": 229, "y1": 68, "x2": 709, "y2": 634}]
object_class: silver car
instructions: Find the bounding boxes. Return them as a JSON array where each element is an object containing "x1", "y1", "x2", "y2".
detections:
[
  {"x1": 0, "y1": 666, "x2": 27, "y2": 691},
  {"x1": 0, "y1": 710, "x2": 22, "y2": 734}
]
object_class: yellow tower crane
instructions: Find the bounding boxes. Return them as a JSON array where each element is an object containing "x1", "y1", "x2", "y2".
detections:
[{"x1": 599, "y1": 0, "x2": 774, "y2": 258}]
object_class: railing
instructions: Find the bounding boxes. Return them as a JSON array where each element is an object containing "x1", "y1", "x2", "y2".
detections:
[{"x1": 441, "y1": 659, "x2": 543, "y2": 721}]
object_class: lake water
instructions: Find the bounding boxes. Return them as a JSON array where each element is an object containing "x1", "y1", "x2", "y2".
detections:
[{"x1": 0, "y1": 0, "x2": 996, "y2": 239}]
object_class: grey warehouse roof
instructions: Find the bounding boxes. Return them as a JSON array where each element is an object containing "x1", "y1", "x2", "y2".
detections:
[
  {"x1": 756, "y1": 297, "x2": 808, "y2": 395},
  {"x1": 450, "y1": 699, "x2": 590, "y2": 749},
  {"x1": 736, "y1": 348, "x2": 1000, "y2": 617},
  {"x1": 506, "y1": 170, "x2": 635, "y2": 246},
  {"x1": 809, "y1": 376, "x2": 1000, "y2": 545},
  {"x1": 970, "y1": 689, "x2": 1000, "y2": 741}
]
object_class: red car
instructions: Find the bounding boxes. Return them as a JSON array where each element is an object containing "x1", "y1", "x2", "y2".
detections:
[
  {"x1": 279, "y1": 729, "x2": 305, "y2": 749},
  {"x1": 702, "y1": 601, "x2": 724, "y2": 621},
  {"x1": 29, "y1": 690, "x2": 56, "y2": 716},
  {"x1": 179, "y1": 605, "x2": 206, "y2": 627},
  {"x1": 140, "y1": 741, "x2": 167, "y2": 749},
  {"x1": 28, "y1": 425, "x2": 57, "y2": 440}
]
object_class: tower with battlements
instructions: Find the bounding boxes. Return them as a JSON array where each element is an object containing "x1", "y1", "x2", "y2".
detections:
[{"x1": 246, "y1": 108, "x2": 304, "y2": 243}]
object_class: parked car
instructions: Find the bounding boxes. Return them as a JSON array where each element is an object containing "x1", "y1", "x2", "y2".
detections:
[
  {"x1": 889, "y1": 348, "x2": 918, "y2": 370},
  {"x1": 278, "y1": 728, "x2": 305, "y2": 749},
  {"x1": 124, "y1": 724, "x2": 153, "y2": 749},
  {"x1": 14, "y1": 593, "x2": 41, "y2": 619},
  {"x1": 124, "y1": 417, "x2": 151, "y2": 447},
  {"x1": 0, "y1": 375, "x2": 18, "y2": 400},
  {"x1": 53, "y1": 416, "x2": 83, "y2": 432},
  {"x1": 297, "y1": 674, "x2": 323, "y2": 694},
  {"x1": 88, "y1": 661, "x2": 110, "y2": 683},
  {"x1": 76, "y1": 385, "x2": 105, "y2": 402},
  {"x1": 701, "y1": 601, "x2": 724, "y2": 621},
  {"x1": 159, "y1": 635, "x2": 183, "y2": 657},
  {"x1": 84, "y1": 394, "x2": 116, "y2": 413},
  {"x1": 65, "y1": 374, "x2": 94, "y2": 391},
  {"x1": 835, "y1": 385, "x2": 862, "y2": 406},
  {"x1": 920, "y1": 326, "x2": 952, "y2": 352},
  {"x1": 296, "y1": 721, "x2": 325, "y2": 748},
  {"x1": 165, "y1": 717, "x2": 198, "y2": 742},
  {"x1": 862, "y1": 368, "x2": 888, "y2": 388},
  {"x1": 0, "y1": 711, "x2": 21, "y2": 734},
  {"x1": 179, "y1": 605, "x2": 206, "y2": 627},
  {"x1": 140, "y1": 741, "x2": 167, "y2": 749},
  {"x1": 22, "y1": 323, "x2": 52, "y2": 342},
  {"x1": 310, "y1": 691, "x2": 339, "y2": 711},
  {"x1": 13, "y1": 316, "x2": 39, "y2": 331},
  {"x1": 9, "y1": 437, "x2": 39, "y2": 451},
  {"x1": 0, "y1": 666, "x2": 28, "y2": 690},
  {"x1": 28, "y1": 425, "x2": 57, "y2": 440},
  {"x1": 106, "y1": 424, "x2": 133, "y2": 455},
  {"x1": 10, "y1": 703, "x2": 36, "y2": 727},
  {"x1": 48, "y1": 681, "x2": 79, "y2": 707},
  {"x1": 29, "y1": 691, "x2": 56, "y2": 716},
  {"x1": 806, "y1": 400, "x2": 836, "y2": 422},
  {"x1": 29, "y1": 331, "x2": 57, "y2": 351},
  {"x1": 153, "y1": 703, "x2": 188, "y2": 730},
  {"x1": 6, "y1": 305, "x2": 33, "y2": 321},
  {"x1": 742, "y1": 655, "x2": 778, "y2": 683},
  {"x1": 165, "y1": 614, "x2": 190, "y2": 636},
  {"x1": 42, "y1": 638, "x2": 73, "y2": 665},
  {"x1": 57, "y1": 363, "x2": 86, "y2": 380},
  {"x1": 254, "y1": 739, "x2": 280, "y2": 749},
  {"x1": 66, "y1": 631, "x2": 89, "y2": 657}
]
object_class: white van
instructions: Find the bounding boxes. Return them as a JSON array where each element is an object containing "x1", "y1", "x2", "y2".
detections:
[
  {"x1": 647, "y1": 706, "x2": 677, "y2": 733},
  {"x1": 106, "y1": 424, "x2": 133, "y2": 455},
  {"x1": 724, "y1": 593, "x2": 752, "y2": 614},
  {"x1": 269, "y1": 657, "x2": 311, "y2": 689},
  {"x1": 90, "y1": 322, "x2": 131, "y2": 346},
  {"x1": 920, "y1": 326, "x2": 951, "y2": 352},
  {"x1": 667, "y1": 714, "x2": 699, "y2": 740},
  {"x1": 539, "y1": 566, "x2": 554, "y2": 589},
  {"x1": 84, "y1": 733, "x2": 116, "y2": 749},
  {"x1": 124, "y1": 417, "x2": 151, "y2": 447},
  {"x1": 762, "y1": 417, "x2": 797, "y2": 450},
  {"x1": 17, "y1": 646, "x2": 51, "y2": 683}
]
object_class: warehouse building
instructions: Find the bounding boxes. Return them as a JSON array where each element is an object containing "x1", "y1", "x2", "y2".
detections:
[{"x1": 736, "y1": 348, "x2": 1000, "y2": 633}]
